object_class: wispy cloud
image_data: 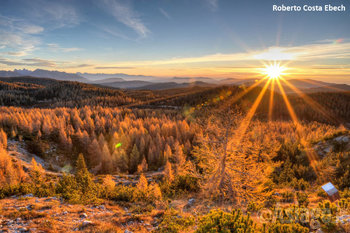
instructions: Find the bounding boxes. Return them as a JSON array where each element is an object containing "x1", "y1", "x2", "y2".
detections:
[
  {"x1": 95, "y1": 66, "x2": 134, "y2": 69},
  {"x1": 47, "y1": 43, "x2": 82, "y2": 53},
  {"x1": 206, "y1": 0, "x2": 219, "y2": 11},
  {"x1": 17, "y1": 24, "x2": 44, "y2": 34},
  {"x1": 254, "y1": 40, "x2": 350, "y2": 61},
  {"x1": 29, "y1": 0, "x2": 80, "y2": 28},
  {"x1": 22, "y1": 58, "x2": 56, "y2": 67},
  {"x1": 0, "y1": 15, "x2": 42, "y2": 56},
  {"x1": 0, "y1": 58, "x2": 26, "y2": 66},
  {"x1": 0, "y1": 30, "x2": 39, "y2": 57},
  {"x1": 159, "y1": 8, "x2": 171, "y2": 20},
  {"x1": 0, "y1": 57, "x2": 56, "y2": 67},
  {"x1": 101, "y1": 26, "x2": 131, "y2": 40},
  {"x1": 0, "y1": 57, "x2": 92, "y2": 69},
  {"x1": 66, "y1": 64, "x2": 93, "y2": 68},
  {"x1": 0, "y1": 15, "x2": 44, "y2": 35},
  {"x1": 101, "y1": 0, "x2": 150, "y2": 38},
  {"x1": 96, "y1": 39, "x2": 350, "y2": 67}
]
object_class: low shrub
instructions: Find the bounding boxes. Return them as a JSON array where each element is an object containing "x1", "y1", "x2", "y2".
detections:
[
  {"x1": 196, "y1": 209, "x2": 256, "y2": 233},
  {"x1": 296, "y1": 192, "x2": 309, "y2": 207},
  {"x1": 262, "y1": 222, "x2": 309, "y2": 233},
  {"x1": 156, "y1": 208, "x2": 194, "y2": 233}
]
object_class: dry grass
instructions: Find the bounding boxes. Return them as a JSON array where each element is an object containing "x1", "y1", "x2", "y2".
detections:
[{"x1": 0, "y1": 196, "x2": 169, "y2": 232}]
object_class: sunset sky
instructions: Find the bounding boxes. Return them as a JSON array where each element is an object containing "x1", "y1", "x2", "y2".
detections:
[{"x1": 0, "y1": 0, "x2": 349, "y2": 83}]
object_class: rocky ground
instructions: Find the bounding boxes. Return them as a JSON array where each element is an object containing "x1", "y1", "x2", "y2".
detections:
[{"x1": 0, "y1": 194, "x2": 171, "y2": 233}]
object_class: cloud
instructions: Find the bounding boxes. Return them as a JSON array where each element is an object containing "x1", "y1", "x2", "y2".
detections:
[
  {"x1": 101, "y1": 26, "x2": 131, "y2": 40},
  {"x1": 159, "y1": 8, "x2": 171, "y2": 19},
  {"x1": 0, "y1": 15, "x2": 42, "y2": 56},
  {"x1": 254, "y1": 40, "x2": 350, "y2": 61},
  {"x1": 95, "y1": 66, "x2": 134, "y2": 69},
  {"x1": 0, "y1": 58, "x2": 27, "y2": 66},
  {"x1": 0, "y1": 30, "x2": 39, "y2": 56},
  {"x1": 0, "y1": 57, "x2": 55, "y2": 67},
  {"x1": 0, "y1": 56, "x2": 95, "y2": 69},
  {"x1": 17, "y1": 24, "x2": 44, "y2": 34},
  {"x1": 22, "y1": 58, "x2": 56, "y2": 67},
  {"x1": 96, "y1": 39, "x2": 350, "y2": 68},
  {"x1": 0, "y1": 15, "x2": 44, "y2": 35},
  {"x1": 206, "y1": 0, "x2": 219, "y2": 11},
  {"x1": 47, "y1": 43, "x2": 82, "y2": 52},
  {"x1": 101, "y1": 0, "x2": 150, "y2": 38},
  {"x1": 66, "y1": 64, "x2": 93, "y2": 68},
  {"x1": 29, "y1": 0, "x2": 80, "y2": 28}
]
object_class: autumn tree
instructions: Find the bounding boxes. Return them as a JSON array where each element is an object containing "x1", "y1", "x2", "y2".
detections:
[
  {"x1": 173, "y1": 142, "x2": 186, "y2": 175},
  {"x1": 0, "y1": 147, "x2": 26, "y2": 186},
  {"x1": 102, "y1": 175, "x2": 115, "y2": 198},
  {"x1": 129, "y1": 144, "x2": 141, "y2": 173},
  {"x1": 31, "y1": 158, "x2": 44, "y2": 186},
  {"x1": 0, "y1": 129, "x2": 7, "y2": 149},
  {"x1": 193, "y1": 109, "x2": 264, "y2": 203},
  {"x1": 137, "y1": 157, "x2": 148, "y2": 174},
  {"x1": 164, "y1": 160, "x2": 174, "y2": 183}
]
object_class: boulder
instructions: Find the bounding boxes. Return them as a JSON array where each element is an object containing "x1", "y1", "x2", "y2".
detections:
[{"x1": 81, "y1": 220, "x2": 93, "y2": 227}]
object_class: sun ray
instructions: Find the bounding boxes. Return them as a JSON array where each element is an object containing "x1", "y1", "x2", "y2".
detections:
[
  {"x1": 216, "y1": 77, "x2": 269, "y2": 111},
  {"x1": 294, "y1": 78, "x2": 349, "y2": 93},
  {"x1": 230, "y1": 78, "x2": 272, "y2": 147},
  {"x1": 276, "y1": 79, "x2": 320, "y2": 173},
  {"x1": 268, "y1": 78, "x2": 275, "y2": 121},
  {"x1": 279, "y1": 77, "x2": 341, "y2": 124},
  {"x1": 276, "y1": 79, "x2": 300, "y2": 126}
]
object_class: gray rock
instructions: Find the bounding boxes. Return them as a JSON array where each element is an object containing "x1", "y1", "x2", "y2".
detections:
[
  {"x1": 45, "y1": 197, "x2": 59, "y2": 202},
  {"x1": 22, "y1": 194, "x2": 33, "y2": 198},
  {"x1": 334, "y1": 136, "x2": 348, "y2": 143},
  {"x1": 97, "y1": 205, "x2": 106, "y2": 210},
  {"x1": 124, "y1": 230, "x2": 133, "y2": 233},
  {"x1": 18, "y1": 227, "x2": 29, "y2": 232},
  {"x1": 81, "y1": 220, "x2": 93, "y2": 227},
  {"x1": 187, "y1": 198, "x2": 196, "y2": 206},
  {"x1": 324, "y1": 147, "x2": 332, "y2": 153}
]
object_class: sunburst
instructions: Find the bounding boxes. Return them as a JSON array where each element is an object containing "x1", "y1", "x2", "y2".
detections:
[{"x1": 261, "y1": 62, "x2": 287, "y2": 80}]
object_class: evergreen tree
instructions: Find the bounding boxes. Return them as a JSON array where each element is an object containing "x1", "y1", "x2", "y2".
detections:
[
  {"x1": 164, "y1": 160, "x2": 174, "y2": 183},
  {"x1": 129, "y1": 144, "x2": 141, "y2": 173},
  {"x1": 76, "y1": 153, "x2": 88, "y2": 176}
]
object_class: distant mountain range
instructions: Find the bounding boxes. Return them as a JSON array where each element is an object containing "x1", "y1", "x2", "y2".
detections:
[
  {"x1": 1, "y1": 69, "x2": 350, "y2": 92},
  {"x1": 0, "y1": 69, "x2": 88, "y2": 82},
  {"x1": 260, "y1": 79, "x2": 350, "y2": 94}
]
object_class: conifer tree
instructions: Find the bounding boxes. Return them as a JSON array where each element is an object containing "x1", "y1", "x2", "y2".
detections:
[
  {"x1": 137, "y1": 157, "x2": 148, "y2": 174},
  {"x1": 129, "y1": 144, "x2": 141, "y2": 173},
  {"x1": 76, "y1": 153, "x2": 88, "y2": 176},
  {"x1": 0, "y1": 129, "x2": 7, "y2": 149},
  {"x1": 164, "y1": 160, "x2": 174, "y2": 183},
  {"x1": 75, "y1": 153, "x2": 97, "y2": 201}
]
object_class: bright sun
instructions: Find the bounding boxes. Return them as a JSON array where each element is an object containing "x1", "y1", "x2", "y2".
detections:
[{"x1": 262, "y1": 63, "x2": 287, "y2": 79}]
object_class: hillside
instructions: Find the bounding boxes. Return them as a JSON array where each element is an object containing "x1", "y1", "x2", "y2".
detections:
[
  {"x1": 0, "y1": 77, "x2": 136, "y2": 107},
  {"x1": 0, "y1": 76, "x2": 350, "y2": 232}
]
